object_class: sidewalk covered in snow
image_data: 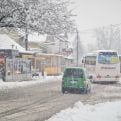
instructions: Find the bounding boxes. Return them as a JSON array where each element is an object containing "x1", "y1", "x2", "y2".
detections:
[
  {"x1": 0, "y1": 75, "x2": 62, "y2": 90},
  {"x1": 46, "y1": 101, "x2": 121, "y2": 121}
]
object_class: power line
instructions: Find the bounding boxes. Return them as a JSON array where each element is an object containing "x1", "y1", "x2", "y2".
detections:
[{"x1": 73, "y1": 23, "x2": 121, "y2": 34}]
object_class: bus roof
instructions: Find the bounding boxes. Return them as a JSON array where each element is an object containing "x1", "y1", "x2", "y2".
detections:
[
  {"x1": 83, "y1": 53, "x2": 96, "y2": 57},
  {"x1": 83, "y1": 50, "x2": 118, "y2": 58},
  {"x1": 95, "y1": 50, "x2": 117, "y2": 53}
]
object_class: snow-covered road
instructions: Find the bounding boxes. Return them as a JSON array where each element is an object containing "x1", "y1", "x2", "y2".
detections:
[
  {"x1": 0, "y1": 77, "x2": 121, "y2": 121},
  {"x1": 46, "y1": 80, "x2": 121, "y2": 121}
]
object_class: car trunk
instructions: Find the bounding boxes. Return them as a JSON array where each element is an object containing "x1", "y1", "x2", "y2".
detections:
[{"x1": 64, "y1": 76, "x2": 85, "y2": 88}]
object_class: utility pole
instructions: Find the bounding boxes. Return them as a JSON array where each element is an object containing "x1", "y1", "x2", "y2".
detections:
[
  {"x1": 25, "y1": 25, "x2": 28, "y2": 50},
  {"x1": 24, "y1": 2, "x2": 29, "y2": 51},
  {"x1": 76, "y1": 29, "x2": 79, "y2": 66},
  {"x1": 109, "y1": 24, "x2": 113, "y2": 49},
  {"x1": 119, "y1": 28, "x2": 121, "y2": 53}
]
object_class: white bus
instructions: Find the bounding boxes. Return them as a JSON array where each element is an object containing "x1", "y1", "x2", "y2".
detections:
[
  {"x1": 82, "y1": 53, "x2": 96, "y2": 75},
  {"x1": 82, "y1": 50, "x2": 120, "y2": 83}
]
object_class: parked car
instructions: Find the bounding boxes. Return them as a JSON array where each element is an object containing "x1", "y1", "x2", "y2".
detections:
[
  {"x1": 32, "y1": 72, "x2": 40, "y2": 77},
  {"x1": 62, "y1": 67, "x2": 92, "y2": 94}
]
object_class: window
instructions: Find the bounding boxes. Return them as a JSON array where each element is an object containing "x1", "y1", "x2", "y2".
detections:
[
  {"x1": 64, "y1": 69, "x2": 84, "y2": 78},
  {"x1": 98, "y1": 52, "x2": 119, "y2": 64},
  {"x1": 85, "y1": 56, "x2": 96, "y2": 65}
]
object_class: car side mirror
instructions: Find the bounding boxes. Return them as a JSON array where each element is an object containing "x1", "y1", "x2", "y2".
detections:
[{"x1": 88, "y1": 75, "x2": 93, "y2": 79}]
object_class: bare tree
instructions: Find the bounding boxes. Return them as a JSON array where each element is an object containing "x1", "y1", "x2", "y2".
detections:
[{"x1": 94, "y1": 25, "x2": 121, "y2": 52}]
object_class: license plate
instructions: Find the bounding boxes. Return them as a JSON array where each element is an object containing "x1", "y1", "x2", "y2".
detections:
[{"x1": 70, "y1": 80, "x2": 77, "y2": 84}]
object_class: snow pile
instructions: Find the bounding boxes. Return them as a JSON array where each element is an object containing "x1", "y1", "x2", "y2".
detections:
[
  {"x1": 46, "y1": 101, "x2": 121, "y2": 121},
  {"x1": 0, "y1": 81, "x2": 40, "y2": 89},
  {"x1": 0, "y1": 75, "x2": 62, "y2": 90}
]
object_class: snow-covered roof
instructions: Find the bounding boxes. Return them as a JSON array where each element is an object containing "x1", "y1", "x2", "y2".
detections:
[
  {"x1": 35, "y1": 52, "x2": 63, "y2": 57},
  {"x1": 64, "y1": 53, "x2": 74, "y2": 60},
  {"x1": 0, "y1": 34, "x2": 25, "y2": 52},
  {"x1": 29, "y1": 48, "x2": 42, "y2": 53},
  {"x1": 28, "y1": 33, "x2": 47, "y2": 43}
]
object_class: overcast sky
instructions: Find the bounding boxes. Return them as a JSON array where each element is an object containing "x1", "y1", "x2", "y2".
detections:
[
  {"x1": 73, "y1": 0, "x2": 121, "y2": 30},
  {"x1": 71, "y1": 0, "x2": 121, "y2": 50}
]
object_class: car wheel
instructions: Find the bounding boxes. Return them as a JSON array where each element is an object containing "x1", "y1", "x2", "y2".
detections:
[
  {"x1": 62, "y1": 87, "x2": 65, "y2": 94},
  {"x1": 84, "y1": 88, "x2": 88, "y2": 94},
  {"x1": 88, "y1": 88, "x2": 91, "y2": 93}
]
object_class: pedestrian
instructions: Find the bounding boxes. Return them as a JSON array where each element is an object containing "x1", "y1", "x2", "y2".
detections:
[{"x1": 1, "y1": 66, "x2": 5, "y2": 81}]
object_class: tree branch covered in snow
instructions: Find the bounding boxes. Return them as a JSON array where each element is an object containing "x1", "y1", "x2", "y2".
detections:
[
  {"x1": 0, "y1": 0, "x2": 22, "y2": 27},
  {"x1": 0, "y1": 0, "x2": 75, "y2": 35}
]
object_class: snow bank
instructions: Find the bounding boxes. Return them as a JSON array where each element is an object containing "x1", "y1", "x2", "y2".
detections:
[
  {"x1": 0, "y1": 75, "x2": 62, "y2": 90},
  {"x1": 46, "y1": 101, "x2": 121, "y2": 121}
]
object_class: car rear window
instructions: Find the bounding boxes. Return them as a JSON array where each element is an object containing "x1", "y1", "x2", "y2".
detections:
[{"x1": 64, "y1": 68, "x2": 84, "y2": 78}]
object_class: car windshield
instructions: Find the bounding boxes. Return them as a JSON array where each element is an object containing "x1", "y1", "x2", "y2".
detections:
[
  {"x1": 98, "y1": 52, "x2": 119, "y2": 64},
  {"x1": 64, "y1": 68, "x2": 84, "y2": 78}
]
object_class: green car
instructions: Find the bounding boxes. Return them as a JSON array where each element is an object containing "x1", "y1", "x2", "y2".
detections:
[{"x1": 62, "y1": 67, "x2": 92, "y2": 94}]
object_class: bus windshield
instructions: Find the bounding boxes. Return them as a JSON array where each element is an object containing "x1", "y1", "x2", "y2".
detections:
[
  {"x1": 85, "y1": 56, "x2": 96, "y2": 65},
  {"x1": 98, "y1": 52, "x2": 119, "y2": 64}
]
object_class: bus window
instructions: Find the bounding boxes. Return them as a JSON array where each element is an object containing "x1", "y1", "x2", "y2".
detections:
[
  {"x1": 98, "y1": 52, "x2": 119, "y2": 64},
  {"x1": 85, "y1": 56, "x2": 96, "y2": 65}
]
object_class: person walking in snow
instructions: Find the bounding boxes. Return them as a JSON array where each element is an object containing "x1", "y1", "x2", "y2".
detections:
[{"x1": 1, "y1": 66, "x2": 5, "y2": 81}]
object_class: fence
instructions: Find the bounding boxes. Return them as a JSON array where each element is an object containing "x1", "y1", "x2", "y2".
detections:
[{"x1": 5, "y1": 58, "x2": 32, "y2": 82}]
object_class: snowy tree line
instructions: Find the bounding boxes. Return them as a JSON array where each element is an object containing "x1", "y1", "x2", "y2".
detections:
[
  {"x1": 0, "y1": 0, "x2": 75, "y2": 49},
  {"x1": 0, "y1": 0, "x2": 75, "y2": 33},
  {"x1": 94, "y1": 25, "x2": 121, "y2": 53},
  {"x1": 1, "y1": 0, "x2": 120, "y2": 55},
  {"x1": 84, "y1": 25, "x2": 121, "y2": 54}
]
